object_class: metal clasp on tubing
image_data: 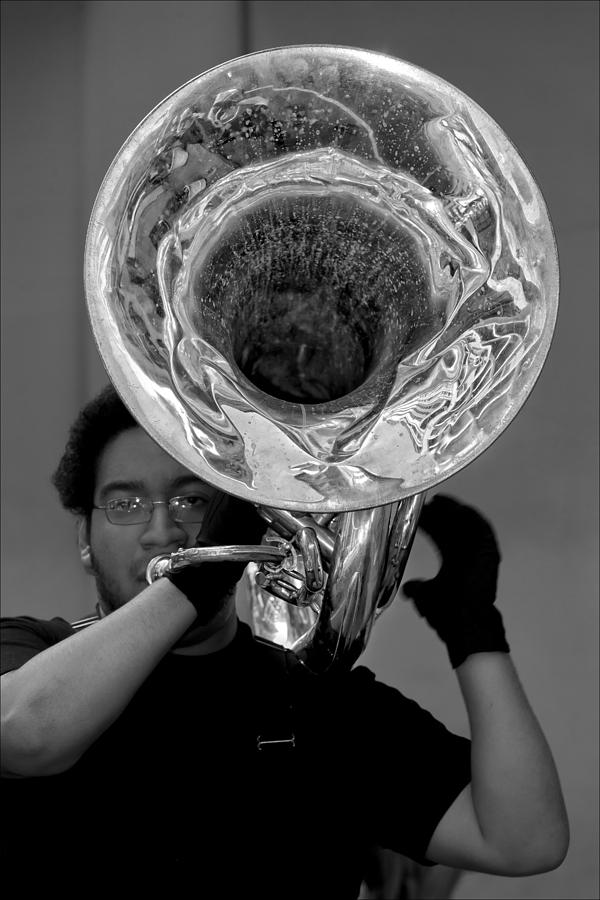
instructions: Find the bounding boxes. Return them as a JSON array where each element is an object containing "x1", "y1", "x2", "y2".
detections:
[{"x1": 256, "y1": 734, "x2": 296, "y2": 751}]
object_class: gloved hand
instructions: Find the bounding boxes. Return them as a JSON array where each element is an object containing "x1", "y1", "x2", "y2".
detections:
[
  {"x1": 165, "y1": 491, "x2": 265, "y2": 624},
  {"x1": 402, "y1": 494, "x2": 510, "y2": 668}
]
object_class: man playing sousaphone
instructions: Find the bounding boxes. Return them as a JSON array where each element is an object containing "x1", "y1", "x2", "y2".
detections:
[
  {"x1": 2, "y1": 44, "x2": 567, "y2": 897},
  {"x1": 1, "y1": 384, "x2": 568, "y2": 896}
]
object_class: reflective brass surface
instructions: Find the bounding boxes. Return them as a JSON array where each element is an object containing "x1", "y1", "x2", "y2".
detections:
[
  {"x1": 86, "y1": 46, "x2": 558, "y2": 671},
  {"x1": 86, "y1": 45, "x2": 558, "y2": 511}
]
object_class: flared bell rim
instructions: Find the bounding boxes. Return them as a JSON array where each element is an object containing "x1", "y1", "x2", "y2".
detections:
[{"x1": 85, "y1": 44, "x2": 559, "y2": 511}]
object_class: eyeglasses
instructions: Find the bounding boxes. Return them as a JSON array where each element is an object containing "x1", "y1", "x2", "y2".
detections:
[{"x1": 93, "y1": 495, "x2": 208, "y2": 526}]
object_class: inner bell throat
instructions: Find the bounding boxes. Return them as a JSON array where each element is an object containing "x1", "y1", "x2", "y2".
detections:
[{"x1": 190, "y1": 186, "x2": 430, "y2": 405}]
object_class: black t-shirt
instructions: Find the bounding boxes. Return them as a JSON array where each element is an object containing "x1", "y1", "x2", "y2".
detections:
[{"x1": 1, "y1": 616, "x2": 471, "y2": 897}]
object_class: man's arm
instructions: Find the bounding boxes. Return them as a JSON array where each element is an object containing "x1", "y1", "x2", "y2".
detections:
[
  {"x1": 1, "y1": 579, "x2": 196, "y2": 777},
  {"x1": 402, "y1": 496, "x2": 569, "y2": 876},
  {"x1": 426, "y1": 651, "x2": 569, "y2": 875}
]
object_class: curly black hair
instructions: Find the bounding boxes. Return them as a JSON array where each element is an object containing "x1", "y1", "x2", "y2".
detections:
[{"x1": 52, "y1": 384, "x2": 137, "y2": 516}]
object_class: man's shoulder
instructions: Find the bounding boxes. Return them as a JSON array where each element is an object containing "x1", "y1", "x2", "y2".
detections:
[
  {"x1": 234, "y1": 627, "x2": 443, "y2": 722},
  {"x1": 249, "y1": 636, "x2": 383, "y2": 697},
  {"x1": 0, "y1": 615, "x2": 75, "y2": 674},
  {"x1": 248, "y1": 635, "x2": 379, "y2": 691},
  {"x1": 250, "y1": 633, "x2": 302, "y2": 677},
  {"x1": 1, "y1": 614, "x2": 74, "y2": 637}
]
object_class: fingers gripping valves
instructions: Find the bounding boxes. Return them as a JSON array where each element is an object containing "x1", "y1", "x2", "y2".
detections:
[
  {"x1": 255, "y1": 508, "x2": 329, "y2": 607},
  {"x1": 146, "y1": 505, "x2": 329, "y2": 610}
]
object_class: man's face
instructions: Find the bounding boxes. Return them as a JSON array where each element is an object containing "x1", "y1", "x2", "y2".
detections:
[{"x1": 85, "y1": 427, "x2": 223, "y2": 616}]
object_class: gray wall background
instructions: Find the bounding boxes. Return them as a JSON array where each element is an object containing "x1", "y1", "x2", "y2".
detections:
[{"x1": 1, "y1": 2, "x2": 598, "y2": 897}]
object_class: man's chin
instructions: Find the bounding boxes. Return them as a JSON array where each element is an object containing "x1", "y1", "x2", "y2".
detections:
[
  {"x1": 171, "y1": 594, "x2": 235, "y2": 649},
  {"x1": 172, "y1": 621, "x2": 209, "y2": 648},
  {"x1": 171, "y1": 617, "x2": 227, "y2": 649}
]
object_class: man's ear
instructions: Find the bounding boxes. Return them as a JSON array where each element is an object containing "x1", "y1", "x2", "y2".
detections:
[{"x1": 77, "y1": 517, "x2": 94, "y2": 574}]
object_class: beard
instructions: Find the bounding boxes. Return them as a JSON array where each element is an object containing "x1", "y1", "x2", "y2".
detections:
[{"x1": 89, "y1": 550, "x2": 130, "y2": 614}]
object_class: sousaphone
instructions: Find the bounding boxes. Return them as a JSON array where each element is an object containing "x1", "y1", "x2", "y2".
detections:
[{"x1": 84, "y1": 45, "x2": 559, "y2": 672}]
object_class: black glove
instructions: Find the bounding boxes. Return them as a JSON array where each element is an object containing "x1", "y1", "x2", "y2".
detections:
[
  {"x1": 402, "y1": 494, "x2": 510, "y2": 668},
  {"x1": 165, "y1": 492, "x2": 265, "y2": 624}
]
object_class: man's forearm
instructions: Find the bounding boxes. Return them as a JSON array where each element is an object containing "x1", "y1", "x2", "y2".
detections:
[
  {"x1": 1, "y1": 580, "x2": 196, "y2": 776},
  {"x1": 457, "y1": 652, "x2": 569, "y2": 867}
]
